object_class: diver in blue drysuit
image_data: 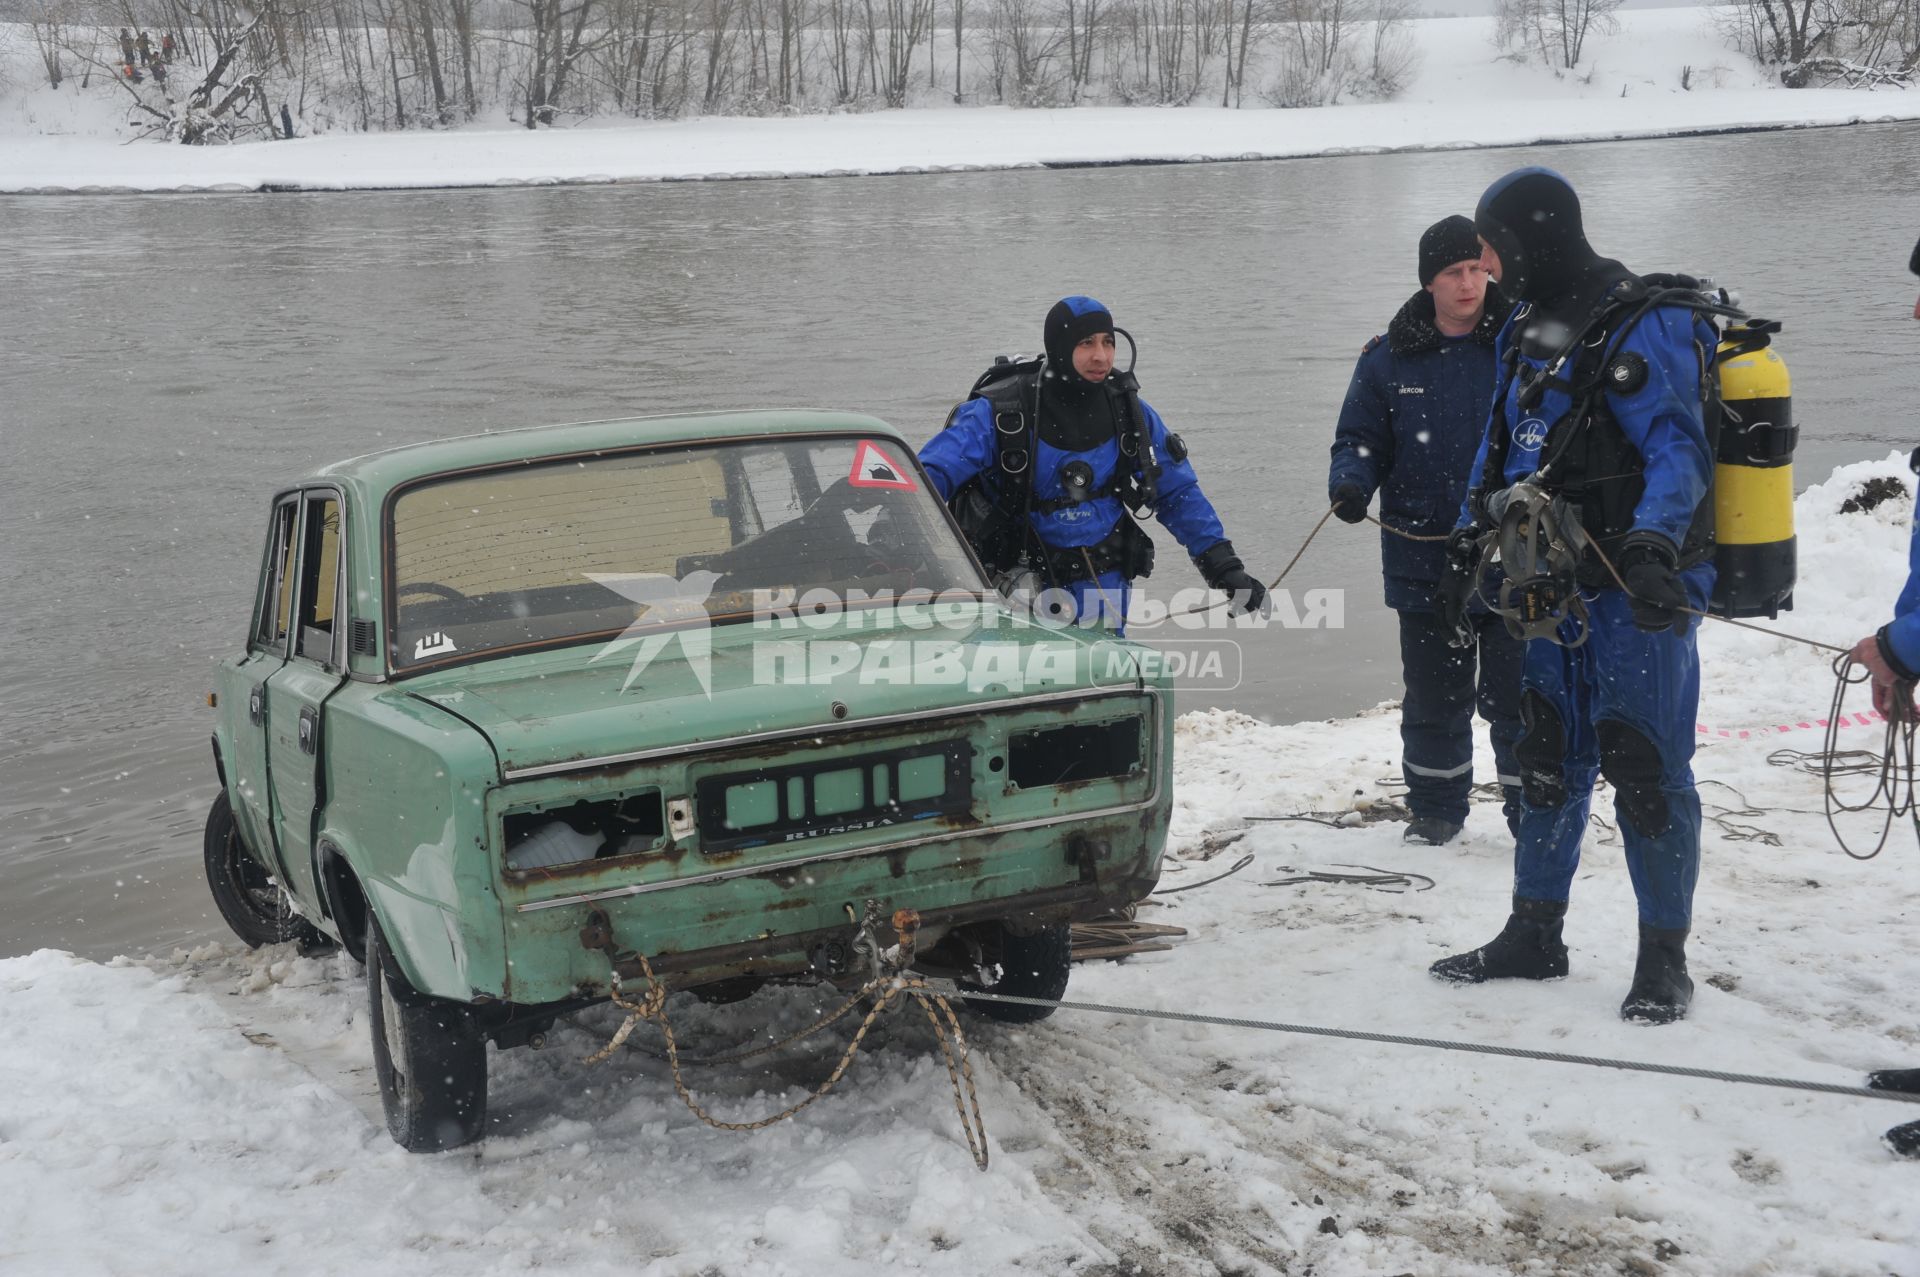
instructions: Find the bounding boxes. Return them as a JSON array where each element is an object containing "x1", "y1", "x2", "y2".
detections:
[
  {"x1": 1428, "y1": 169, "x2": 1716, "y2": 1025},
  {"x1": 1847, "y1": 233, "x2": 1920, "y2": 1159},
  {"x1": 919, "y1": 296, "x2": 1267, "y2": 627}
]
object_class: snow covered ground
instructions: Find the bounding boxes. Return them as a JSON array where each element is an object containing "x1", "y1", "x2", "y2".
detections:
[
  {"x1": 3, "y1": 454, "x2": 1918, "y2": 1276},
  {"x1": 2, "y1": 7, "x2": 1917, "y2": 193}
]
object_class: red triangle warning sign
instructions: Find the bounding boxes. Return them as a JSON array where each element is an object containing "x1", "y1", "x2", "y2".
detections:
[{"x1": 848, "y1": 440, "x2": 917, "y2": 492}]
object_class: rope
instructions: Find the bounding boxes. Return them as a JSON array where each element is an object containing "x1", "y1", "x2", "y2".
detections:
[
  {"x1": 1769, "y1": 653, "x2": 1920, "y2": 861},
  {"x1": 1262, "y1": 863, "x2": 1435, "y2": 892},
  {"x1": 1581, "y1": 532, "x2": 1849, "y2": 655},
  {"x1": 1151, "y1": 852, "x2": 1255, "y2": 894},
  {"x1": 1366, "y1": 513, "x2": 1450, "y2": 543},
  {"x1": 947, "y1": 989, "x2": 1920, "y2": 1107},
  {"x1": 1170, "y1": 504, "x2": 1339, "y2": 621},
  {"x1": 585, "y1": 952, "x2": 991, "y2": 1169}
]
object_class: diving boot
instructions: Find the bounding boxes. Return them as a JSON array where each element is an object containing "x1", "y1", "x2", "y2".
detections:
[
  {"x1": 1866, "y1": 1068, "x2": 1920, "y2": 1094},
  {"x1": 1429, "y1": 896, "x2": 1569, "y2": 984},
  {"x1": 1403, "y1": 816, "x2": 1464, "y2": 846},
  {"x1": 1619, "y1": 924, "x2": 1693, "y2": 1025},
  {"x1": 1885, "y1": 1120, "x2": 1920, "y2": 1159}
]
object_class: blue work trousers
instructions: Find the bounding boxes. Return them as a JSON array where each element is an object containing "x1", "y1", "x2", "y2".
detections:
[
  {"x1": 1398, "y1": 608, "x2": 1524, "y2": 830},
  {"x1": 1512, "y1": 573, "x2": 1709, "y2": 929}
]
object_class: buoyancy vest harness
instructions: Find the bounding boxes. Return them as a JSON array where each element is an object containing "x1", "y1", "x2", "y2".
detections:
[
  {"x1": 944, "y1": 333, "x2": 1173, "y2": 589},
  {"x1": 1467, "y1": 274, "x2": 1792, "y2": 641}
]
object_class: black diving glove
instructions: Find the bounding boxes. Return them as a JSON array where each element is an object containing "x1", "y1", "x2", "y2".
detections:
[
  {"x1": 1195, "y1": 540, "x2": 1270, "y2": 618},
  {"x1": 1330, "y1": 482, "x2": 1369, "y2": 525},
  {"x1": 1434, "y1": 525, "x2": 1484, "y2": 648},
  {"x1": 1616, "y1": 534, "x2": 1692, "y2": 636}
]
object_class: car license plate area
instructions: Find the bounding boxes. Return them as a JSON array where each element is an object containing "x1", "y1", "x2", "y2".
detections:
[{"x1": 694, "y1": 740, "x2": 972, "y2": 854}]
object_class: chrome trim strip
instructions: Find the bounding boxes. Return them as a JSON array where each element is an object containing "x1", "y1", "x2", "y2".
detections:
[
  {"x1": 512, "y1": 689, "x2": 1162, "y2": 913},
  {"x1": 500, "y1": 683, "x2": 1144, "y2": 781}
]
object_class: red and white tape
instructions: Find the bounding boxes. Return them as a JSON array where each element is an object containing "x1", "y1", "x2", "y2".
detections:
[{"x1": 1696, "y1": 711, "x2": 1887, "y2": 741}]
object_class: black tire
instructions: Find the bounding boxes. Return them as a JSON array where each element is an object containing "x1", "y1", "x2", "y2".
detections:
[
  {"x1": 367, "y1": 916, "x2": 488, "y2": 1152},
  {"x1": 962, "y1": 921, "x2": 1072, "y2": 1024},
  {"x1": 204, "y1": 790, "x2": 324, "y2": 949}
]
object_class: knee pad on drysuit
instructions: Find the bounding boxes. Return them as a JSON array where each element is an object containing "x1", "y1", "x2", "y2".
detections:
[
  {"x1": 1597, "y1": 718, "x2": 1671, "y2": 837},
  {"x1": 1515, "y1": 688, "x2": 1567, "y2": 810}
]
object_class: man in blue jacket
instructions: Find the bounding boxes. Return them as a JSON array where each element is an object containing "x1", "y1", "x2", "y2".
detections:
[
  {"x1": 1330, "y1": 215, "x2": 1524, "y2": 846},
  {"x1": 920, "y1": 296, "x2": 1266, "y2": 627},
  {"x1": 1846, "y1": 234, "x2": 1920, "y2": 1158},
  {"x1": 1429, "y1": 168, "x2": 1718, "y2": 1025}
]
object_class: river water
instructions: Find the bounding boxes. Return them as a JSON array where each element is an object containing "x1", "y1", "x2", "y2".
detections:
[{"x1": 4, "y1": 121, "x2": 1918, "y2": 960}]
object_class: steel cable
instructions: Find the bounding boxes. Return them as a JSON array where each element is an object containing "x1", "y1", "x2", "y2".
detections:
[{"x1": 948, "y1": 989, "x2": 1920, "y2": 1106}]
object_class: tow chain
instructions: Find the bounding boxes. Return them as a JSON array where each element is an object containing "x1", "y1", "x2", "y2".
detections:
[{"x1": 584, "y1": 907, "x2": 991, "y2": 1169}]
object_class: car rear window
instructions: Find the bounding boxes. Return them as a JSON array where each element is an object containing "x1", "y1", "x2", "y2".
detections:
[{"x1": 387, "y1": 435, "x2": 983, "y2": 670}]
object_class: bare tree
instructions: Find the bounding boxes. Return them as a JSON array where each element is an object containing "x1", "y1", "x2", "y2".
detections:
[
  {"x1": 987, "y1": 0, "x2": 1064, "y2": 103},
  {"x1": 23, "y1": 0, "x2": 74, "y2": 88},
  {"x1": 864, "y1": 0, "x2": 934, "y2": 106},
  {"x1": 517, "y1": 0, "x2": 604, "y2": 125},
  {"x1": 1494, "y1": 0, "x2": 1622, "y2": 69},
  {"x1": 1716, "y1": 0, "x2": 1916, "y2": 84}
]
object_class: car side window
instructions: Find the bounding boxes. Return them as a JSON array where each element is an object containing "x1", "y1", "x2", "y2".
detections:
[
  {"x1": 254, "y1": 499, "x2": 299, "y2": 651},
  {"x1": 294, "y1": 495, "x2": 343, "y2": 666}
]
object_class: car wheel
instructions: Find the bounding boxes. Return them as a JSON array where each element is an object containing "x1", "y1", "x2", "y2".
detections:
[
  {"x1": 367, "y1": 916, "x2": 488, "y2": 1152},
  {"x1": 961, "y1": 921, "x2": 1072, "y2": 1024},
  {"x1": 203, "y1": 790, "x2": 325, "y2": 949}
]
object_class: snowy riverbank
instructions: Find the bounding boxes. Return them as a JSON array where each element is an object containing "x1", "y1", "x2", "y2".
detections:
[
  {"x1": 3, "y1": 8, "x2": 1918, "y2": 193},
  {"x1": 3, "y1": 454, "x2": 1918, "y2": 1275}
]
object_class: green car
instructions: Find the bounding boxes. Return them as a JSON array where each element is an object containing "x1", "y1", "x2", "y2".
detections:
[{"x1": 204, "y1": 411, "x2": 1171, "y2": 1151}]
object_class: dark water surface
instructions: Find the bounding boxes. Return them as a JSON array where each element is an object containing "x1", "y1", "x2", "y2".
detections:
[{"x1": 4, "y1": 121, "x2": 1918, "y2": 959}]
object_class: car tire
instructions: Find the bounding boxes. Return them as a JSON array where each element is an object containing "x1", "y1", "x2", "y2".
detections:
[
  {"x1": 367, "y1": 916, "x2": 488, "y2": 1152},
  {"x1": 962, "y1": 921, "x2": 1072, "y2": 1024},
  {"x1": 203, "y1": 790, "x2": 326, "y2": 949}
]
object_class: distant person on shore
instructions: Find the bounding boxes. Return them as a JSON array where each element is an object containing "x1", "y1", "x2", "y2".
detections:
[
  {"x1": 118, "y1": 28, "x2": 135, "y2": 65},
  {"x1": 1328, "y1": 215, "x2": 1523, "y2": 847},
  {"x1": 161, "y1": 32, "x2": 176, "y2": 62},
  {"x1": 151, "y1": 57, "x2": 166, "y2": 86},
  {"x1": 920, "y1": 296, "x2": 1268, "y2": 628},
  {"x1": 136, "y1": 31, "x2": 151, "y2": 65},
  {"x1": 1429, "y1": 168, "x2": 1717, "y2": 1025},
  {"x1": 1843, "y1": 233, "x2": 1920, "y2": 1159}
]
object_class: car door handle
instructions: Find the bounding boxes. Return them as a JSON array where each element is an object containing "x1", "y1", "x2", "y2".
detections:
[
  {"x1": 298, "y1": 705, "x2": 319, "y2": 756},
  {"x1": 249, "y1": 683, "x2": 267, "y2": 726}
]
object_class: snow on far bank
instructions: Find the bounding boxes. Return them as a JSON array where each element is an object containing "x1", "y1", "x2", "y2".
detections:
[
  {"x1": 2, "y1": 455, "x2": 1918, "y2": 1276},
  {"x1": 2, "y1": 8, "x2": 1917, "y2": 193}
]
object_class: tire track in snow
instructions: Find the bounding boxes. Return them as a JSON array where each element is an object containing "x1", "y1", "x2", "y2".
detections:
[{"x1": 989, "y1": 1007, "x2": 1673, "y2": 1277}]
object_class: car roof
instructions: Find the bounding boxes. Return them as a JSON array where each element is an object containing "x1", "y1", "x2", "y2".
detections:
[{"x1": 309, "y1": 410, "x2": 907, "y2": 495}]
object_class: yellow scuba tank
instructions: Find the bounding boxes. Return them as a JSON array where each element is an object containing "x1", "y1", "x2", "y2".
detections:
[{"x1": 1710, "y1": 320, "x2": 1796, "y2": 618}]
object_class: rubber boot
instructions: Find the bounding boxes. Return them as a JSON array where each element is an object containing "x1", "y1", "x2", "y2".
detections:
[
  {"x1": 1404, "y1": 816, "x2": 1464, "y2": 846},
  {"x1": 1429, "y1": 896, "x2": 1569, "y2": 984},
  {"x1": 1619, "y1": 924, "x2": 1693, "y2": 1024},
  {"x1": 1866, "y1": 1068, "x2": 1920, "y2": 1094},
  {"x1": 1885, "y1": 1120, "x2": 1920, "y2": 1159}
]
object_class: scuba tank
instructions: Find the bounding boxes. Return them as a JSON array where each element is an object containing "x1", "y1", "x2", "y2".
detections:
[
  {"x1": 1471, "y1": 275, "x2": 1798, "y2": 645},
  {"x1": 1709, "y1": 320, "x2": 1796, "y2": 619}
]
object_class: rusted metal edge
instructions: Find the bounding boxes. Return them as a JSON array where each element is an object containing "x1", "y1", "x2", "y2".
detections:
[
  {"x1": 511, "y1": 689, "x2": 1164, "y2": 913},
  {"x1": 501, "y1": 684, "x2": 1152, "y2": 782},
  {"x1": 622, "y1": 884, "x2": 1100, "y2": 977}
]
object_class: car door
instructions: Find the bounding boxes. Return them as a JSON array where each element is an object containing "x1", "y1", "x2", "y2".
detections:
[
  {"x1": 227, "y1": 495, "x2": 298, "y2": 880},
  {"x1": 262, "y1": 487, "x2": 348, "y2": 911}
]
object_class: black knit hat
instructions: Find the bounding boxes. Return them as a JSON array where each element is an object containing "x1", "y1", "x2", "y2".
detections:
[
  {"x1": 1419, "y1": 215, "x2": 1482, "y2": 287},
  {"x1": 1043, "y1": 296, "x2": 1115, "y2": 374}
]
